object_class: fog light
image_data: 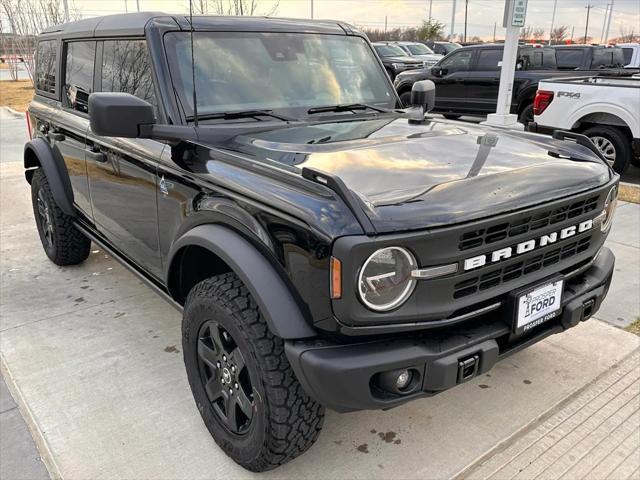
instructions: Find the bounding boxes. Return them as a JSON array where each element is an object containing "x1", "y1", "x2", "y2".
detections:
[{"x1": 396, "y1": 370, "x2": 412, "y2": 390}]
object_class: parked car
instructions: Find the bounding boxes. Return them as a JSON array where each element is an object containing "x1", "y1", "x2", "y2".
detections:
[
  {"x1": 531, "y1": 73, "x2": 640, "y2": 173},
  {"x1": 26, "y1": 12, "x2": 619, "y2": 472},
  {"x1": 391, "y1": 41, "x2": 443, "y2": 67},
  {"x1": 425, "y1": 40, "x2": 462, "y2": 55},
  {"x1": 394, "y1": 43, "x2": 631, "y2": 123},
  {"x1": 372, "y1": 42, "x2": 424, "y2": 79},
  {"x1": 553, "y1": 45, "x2": 626, "y2": 70},
  {"x1": 617, "y1": 43, "x2": 640, "y2": 68}
]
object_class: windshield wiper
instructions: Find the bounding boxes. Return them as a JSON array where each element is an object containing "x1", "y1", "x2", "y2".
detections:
[
  {"x1": 307, "y1": 103, "x2": 392, "y2": 115},
  {"x1": 188, "y1": 109, "x2": 295, "y2": 122}
]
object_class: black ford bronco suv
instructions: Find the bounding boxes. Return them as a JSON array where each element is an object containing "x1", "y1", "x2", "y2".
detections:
[{"x1": 26, "y1": 12, "x2": 618, "y2": 472}]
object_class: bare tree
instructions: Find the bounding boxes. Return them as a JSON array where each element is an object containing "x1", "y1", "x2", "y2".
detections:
[
  {"x1": 0, "y1": 0, "x2": 79, "y2": 85},
  {"x1": 549, "y1": 25, "x2": 569, "y2": 44},
  {"x1": 190, "y1": 0, "x2": 279, "y2": 16},
  {"x1": 519, "y1": 25, "x2": 533, "y2": 40},
  {"x1": 533, "y1": 28, "x2": 545, "y2": 41},
  {"x1": 617, "y1": 26, "x2": 637, "y2": 43}
]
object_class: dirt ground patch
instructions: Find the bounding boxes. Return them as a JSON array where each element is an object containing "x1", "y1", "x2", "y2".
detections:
[
  {"x1": 0, "y1": 80, "x2": 34, "y2": 112},
  {"x1": 625, "y1": 318, "x2": 640, "y2": 335},
  {"x1": 619, "y1": 183, "x2": 640, "y2": 204}
]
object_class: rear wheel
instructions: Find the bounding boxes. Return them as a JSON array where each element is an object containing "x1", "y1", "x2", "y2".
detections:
[
  {"x1": 583, "y1": 126, "x2": 631, "y2": 174},
  {"x1": 518, "y1": 104, "x2": 534, "y2": 125},
  {"x1": 30, "y1": 169, "x2": 90, "y2": 266},
  {"x1": 182, "y1": 273, "x2": 325, "y2": 472}
]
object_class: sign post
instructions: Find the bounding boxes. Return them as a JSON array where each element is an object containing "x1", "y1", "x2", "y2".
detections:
[{"x1": 482, "y1": 0, "x2": 527, "y2": 130}]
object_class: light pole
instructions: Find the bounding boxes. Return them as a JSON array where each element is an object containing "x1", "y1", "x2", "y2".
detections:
[
  {"x1": 463, "y1": 0, "x2": 469, "y2": 43},
  {"x1": 548, "y1": 0, "x2": 557, "y2": 45},
  {"x1": 311, "y1": 0, "x2": 314, "y2": 19},
  {"x1": 604, "y1": 0, "x2": 614, "y2": 44},
  {"x1": 450, "y1": 0, "x2": 457, "y2": 41},
  {"x1": 428, "y1": 0, "x2": 433, "y2": 22},
  {"x1": 584, "y1": 4, "x2": 593, "y2": 44},
  {"x1": 600, "y1": 3, "x2": 610, "y2": 44}
]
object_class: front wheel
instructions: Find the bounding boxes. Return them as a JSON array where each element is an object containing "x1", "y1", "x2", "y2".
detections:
[
  {"x1": 399, "y1": 91, "x2": 412, "y2": 108},
  {"x1": 30, "y1": 169, "x2": 91, "y2": 266},
  {"x1": 583, "y1": 126, "x2": 631, "y2": 174},
  {"x1": 182, "y1": 273, "x2": 325, "y2": 472}
]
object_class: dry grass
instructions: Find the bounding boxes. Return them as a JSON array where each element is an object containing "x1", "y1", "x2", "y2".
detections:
[
  {"x1": 0, "y1": 80, "x2": 34, "y2": 112},
  {"x1": 625, "y1": 318, "x2": 640, "y2": 336},
  {"x1": 619, "y1": 183, "x2": 640, "y2": 204},
  {"x1": 0, "y1": 63, "x2": 9, "y2": 70}
]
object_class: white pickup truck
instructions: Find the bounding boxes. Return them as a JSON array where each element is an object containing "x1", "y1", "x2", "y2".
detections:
[{"x1": 532, "y1": 74, "x2": 640, "y2": 173}]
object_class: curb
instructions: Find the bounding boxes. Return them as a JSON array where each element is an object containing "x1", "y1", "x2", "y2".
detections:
[{"x1": 0, "y1": 352, "x2": 61, "y2": 480}]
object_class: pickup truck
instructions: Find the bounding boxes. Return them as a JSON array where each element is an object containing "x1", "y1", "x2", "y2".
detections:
[
  {"x1": 531, "y1": 74, "x2": 640, "y2": 174},
  {"x1": 553, "y1": 45, "x2": 627, "y2": 71},
  {"x1": 393, "y1": 43, "x2": 616, "y2": 124}
]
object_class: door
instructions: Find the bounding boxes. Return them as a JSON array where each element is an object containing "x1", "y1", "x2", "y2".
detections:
[
  {"x1": 464, "y1": 48, "x2": 502, "y2": 114},
  {"x1": 86, "y1": 38, "x2": 164, "y2": 278},
  {"x1": 432, "y1": 49, "x2": 474, "y2": 112},
  {"x1": 55, "y1": 40, "x2": 97, "y2": 219}
]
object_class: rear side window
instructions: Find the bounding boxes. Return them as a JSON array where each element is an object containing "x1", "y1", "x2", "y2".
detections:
[
  {"x1": 622, "y1": 48, "x2": 633, "y2": 65},
  {"x1": 591, "y1": 48, "x2": 625, "y2": 68},
  {"x1": 101, "y1": 39, "x2": 155, "y2": 106},
  {"x1": 476, "y1": 49, "x2": 502, "y2": 70},
  {"x1": 35, "y1": 40, "x2": 57, "y2": 94},
  {"x1": 64, "y1": 41, "x2": 96, "y2": 113},
  {"x1": 556, "y1": 49, "x2": 584, "y2": 69}
]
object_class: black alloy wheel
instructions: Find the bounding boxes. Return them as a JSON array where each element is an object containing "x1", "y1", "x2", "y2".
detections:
[
  {"x1": 197, "y1": 320, "x2": 255, "y2": 434},
  {"x1": 36, "y1": 187, "x2": 54, "y2": 249}
]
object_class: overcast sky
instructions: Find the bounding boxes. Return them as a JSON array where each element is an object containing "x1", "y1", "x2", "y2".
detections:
[{"x1": 70, "y1": 0, "x2": 640, "y2": 41}]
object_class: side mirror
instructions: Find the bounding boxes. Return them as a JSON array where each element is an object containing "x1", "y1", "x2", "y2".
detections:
[
  {"x1": 431, "y1": 66, "x2": 442, "y2": 76},
  {"x1": 411, "y1": 80, "x2": 436, "y2": 112},
  {"x1": 89, "y1": 92, "x2": 155, "y2": 138}
]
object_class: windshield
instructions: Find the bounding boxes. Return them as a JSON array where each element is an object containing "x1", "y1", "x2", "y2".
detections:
[
  {"x1": 164, "y1": 32, "x2": 396, "y2": 119},
  {"x1": 443, "y1": 43, "x2": 461, "y2": 54},
  {"x1": 374, "y1": 44, "x2": 407, "y2": 57},
  {"x1": 406, "y1": 43, "x2": 434, "y2": 55}
]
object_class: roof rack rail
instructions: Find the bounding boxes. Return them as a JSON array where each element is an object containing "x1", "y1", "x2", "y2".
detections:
[{"x1": 301, "y1": 167, "x2": 376, "y2": 235}]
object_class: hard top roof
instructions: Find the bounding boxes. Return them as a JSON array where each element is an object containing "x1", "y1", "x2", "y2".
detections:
[{"x1": 39, "y1": 11, "x2": 350, "y2": 39}]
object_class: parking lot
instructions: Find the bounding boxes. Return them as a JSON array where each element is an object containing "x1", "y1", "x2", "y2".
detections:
[{"x1": 1, "y1": 104, "x2": 639, "y2": 479}]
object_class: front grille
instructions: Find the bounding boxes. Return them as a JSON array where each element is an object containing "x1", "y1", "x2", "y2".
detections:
[
  {"x1": 458, "y1": 196, "x2": 599, "y2": 251},
  {"x1": 454, "y1": 235, "x2": 592, "y2": 298}
]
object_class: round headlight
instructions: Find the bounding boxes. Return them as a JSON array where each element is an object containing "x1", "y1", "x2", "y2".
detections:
[
  {"x1": 358, "y1": 247, "x2": 417, "y2": 312},
  {"x1": 601, "y1": 186, "x2": 618, "y2": 232}
]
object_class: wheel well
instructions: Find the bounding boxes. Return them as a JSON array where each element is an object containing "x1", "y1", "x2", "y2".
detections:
[
  {"x1": 167, "y1": 245, "x2": 232, "y2": 304},
  {"x1": 573, "y1": 113, "x2": 632, "y2": 138},
  {"x1": 24, "y1": 147, "x2": 41, "y2": 184}
]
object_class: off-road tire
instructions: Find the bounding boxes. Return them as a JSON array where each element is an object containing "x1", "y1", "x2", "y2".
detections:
[
  {"x1": 182, "y1": 273, "x2": 325, "y2": 472},
  {"x1": 518, "y1": 104, "x2": 534, "y2": 125},
  {"x1": 583, "y1": 125, "x2": 631, "y2": 174},
  {"x1": 30, "y1": 169, "x2": 91, "y2": 266}
]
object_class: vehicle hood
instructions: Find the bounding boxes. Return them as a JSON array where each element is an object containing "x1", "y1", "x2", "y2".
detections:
[
  {"x1": 410, "y1": 53, "x2": 442, "y2": 62},
  {"x1": 383, "y1": 55, "x2": 423, "y2": 65},
  {"x1": 215, "y1": 117, "x2": 611, "y2": 233}
]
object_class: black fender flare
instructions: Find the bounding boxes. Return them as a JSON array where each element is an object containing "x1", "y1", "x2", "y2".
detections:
[
  {"x1": 167, "y1": 224, "x2": 317, "y2": 340},
  {"x1": 24, "y1": 138, "x2": 75, "y2": 216}
]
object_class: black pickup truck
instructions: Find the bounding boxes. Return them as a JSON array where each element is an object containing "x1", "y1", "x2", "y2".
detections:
[
  {"x1": 394, "y1": 44, "x2": 630, "y2": 123},
  {"x1": 554, "y1": 45, "x2": 627, "y2": 71},
  {"x1": 26, "y1": 13, "x2": 618, "y2": 471}
]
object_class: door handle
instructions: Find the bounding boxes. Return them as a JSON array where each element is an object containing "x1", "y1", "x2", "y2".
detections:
[
  {"x1": 86, "y1": 147, "x2": 107, "y2": 163},
  {"x1": 48, "y1": 131, "x2": 65, "y2": 142}
]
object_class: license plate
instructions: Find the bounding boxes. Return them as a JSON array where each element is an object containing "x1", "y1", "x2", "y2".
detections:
[{"x1": 515, "y1": 280, "x2": 564, "y2": 334}]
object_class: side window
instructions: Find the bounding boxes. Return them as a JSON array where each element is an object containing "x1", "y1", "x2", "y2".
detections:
[
  {"x1": 622, "y1": 48, "x2": 633, "y2": 65},
  {"x1": 556, "y1": 49, "x2": 583, "y2": 69},
  {"x1": 439, "y1": 50, "x2": 473, "y2": 74},
  {"x1": 64, "y1": 41, "x2": 96, "y2": 113},
  {"x1": 101, "y1": 39, "x2": 156, "y2": 107},
  {"x1": 475, "y1": 49, "x2": 502, "y2": 70},
  {"x1": 35, "y1": 40, "x2": 57, "y2": 94}
]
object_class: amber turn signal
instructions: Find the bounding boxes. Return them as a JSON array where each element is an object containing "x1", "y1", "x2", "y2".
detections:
[{"x1": 330, "y1": 256, "x2": 342, "y2": 299}]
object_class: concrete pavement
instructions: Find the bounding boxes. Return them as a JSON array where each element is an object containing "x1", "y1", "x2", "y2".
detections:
[{"x1": 0, "y1": 109, "x2": 639, "y2": 478}]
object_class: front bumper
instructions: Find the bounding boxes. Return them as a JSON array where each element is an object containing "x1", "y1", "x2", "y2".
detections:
[{"x1": 285, "y1": 248, "x2": 614, "y2": 412}]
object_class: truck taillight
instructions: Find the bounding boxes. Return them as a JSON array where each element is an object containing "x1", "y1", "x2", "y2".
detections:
[{"x1": 533, "y1": 90, "x2": 554, "y2": 116}]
